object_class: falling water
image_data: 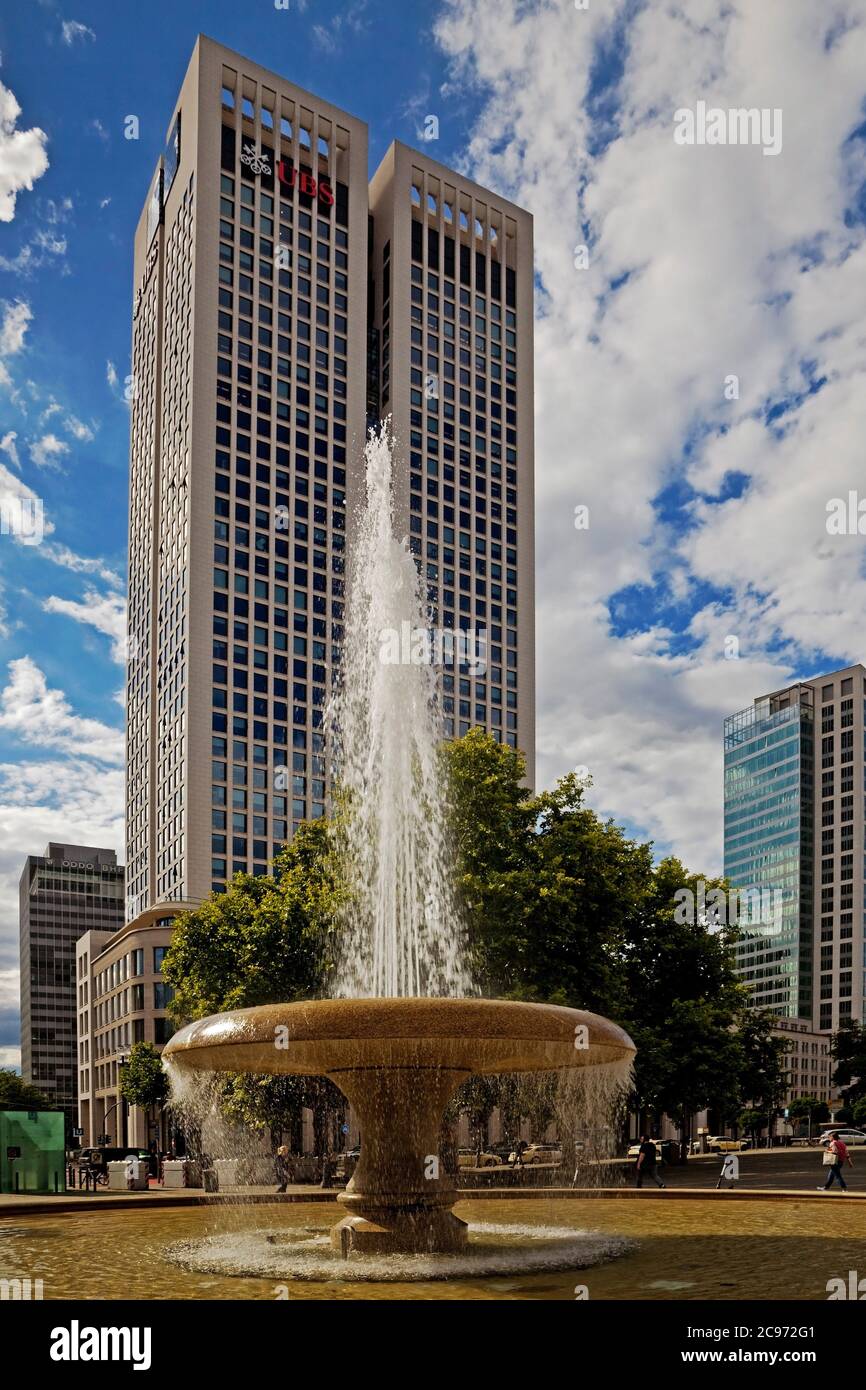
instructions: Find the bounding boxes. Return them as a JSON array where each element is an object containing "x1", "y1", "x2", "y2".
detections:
[{"x1": 328, "y1": 422, "x2": 472, "y2": 999}]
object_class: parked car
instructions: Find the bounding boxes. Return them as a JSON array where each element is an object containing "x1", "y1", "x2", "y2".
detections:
[
  {"x1": 817, "y1": 1128, "x2": 866, "y2": 1147},
  {"x1": 627, "y1": 1140, "x2": 662, "y2": 1159},
  {"x1": 516, "y1": 1142, "x2": 563, "y2": 1166},
  {"x1": 457, "y1": 1146, "x2": 499, "y2": 1169},
  {"x1": 707, "y1": 1136, "x2": 747, "y2": 1153}
]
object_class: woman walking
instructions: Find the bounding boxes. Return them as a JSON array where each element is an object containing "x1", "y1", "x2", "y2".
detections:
[{"x1": 818, "y1": 1134, "x2": 853, "y2": 1192}]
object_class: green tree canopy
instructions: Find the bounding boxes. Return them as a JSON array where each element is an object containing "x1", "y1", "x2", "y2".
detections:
[
  {"x1": 0, "y1": 1069, "x2": 50, "y2": 1110},
  {"x1": 162, "y1": 819, "x2": 339, "y2": 1020},
  {"x1": 119, "y1": 1042, "x2": 169, "y2": 1110},
  {"x1": 788, "y1": 1096, "x2": 830, "y2": 1125},
  {"x1": 830, "y1": 1020, "x2": 866, "y2": 1105}
]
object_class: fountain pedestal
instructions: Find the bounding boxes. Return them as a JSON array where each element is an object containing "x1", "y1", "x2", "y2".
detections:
[
  {"x1": 163, "y1": 997, "x2": 635, "y2": 1259},
  {"x1": 330, "y1": 1065, "x2": 469, "y2": 1255}
]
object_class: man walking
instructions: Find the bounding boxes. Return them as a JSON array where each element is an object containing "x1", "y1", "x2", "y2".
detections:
[
  {"x1": 635, "y1": 1134, "x2": 666, "y2": 1189},
  {"x1": 818, "y1": 1134, "x2": 853, "y2": 1192}
]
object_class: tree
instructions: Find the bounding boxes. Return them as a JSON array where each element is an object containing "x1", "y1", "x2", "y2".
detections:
[
  {"x1": 736, "y1": 1008, "x2": 788, "y2": 1115},
  {"x1": 120, "y1": 1042, "x2": 169, "y2": 1110},
  {"x1": 830, "y1": 1020, "x2": 866, "y2": 1106},
  {"x1": 788, "y1": 1097, "x2": 830, "y2": 1135},
  {"x1": 620, "y1": 858, "x2": 747, "y2": 1158},
  {"x1": 852, "y1": 1097, "x2": 866, "y2": 1129},
  {"x1": 162, "y1": 819, "x2": 339, "y2": 1021},
  {"x1": 119, "y1": 1042, "x2": 170, "y2": 1149},
  {"x1": 0, "y1": 1069, "x2": 50, "y2": 1110},
  {"x1": 161, "y1": 820, "x2": 345, "y2": 1147},
  {"x1": 738, "y1": 1107, "x2": 768, "y2": 1142},
  {"x1": 445, "y1": 731, "x2": 652, "y2": 1013}
]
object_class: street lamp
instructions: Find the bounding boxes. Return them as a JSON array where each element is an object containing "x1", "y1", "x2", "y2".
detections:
[{"x1": 101, "y1": 1055, "x2": 130, "y2": 1146}]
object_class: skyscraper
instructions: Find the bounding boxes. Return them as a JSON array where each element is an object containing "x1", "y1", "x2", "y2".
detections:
[
  {"x1": 19, "y1": 844, "x2": 125, "y2": 1137},
  {"x1": 369, "y1": 143, "x2": 535, "y2": 779},
  {"x1": 724, "y1": 663, "x2": 866, "y2": 1032},
  {"x1": 126, "y1": 35, "x2": 535, "y2": 917}
]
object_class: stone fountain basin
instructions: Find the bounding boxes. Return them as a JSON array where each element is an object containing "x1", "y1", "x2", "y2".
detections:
[{"x1": 162, "y1": 997, "x2": 635, "y2": 1076}]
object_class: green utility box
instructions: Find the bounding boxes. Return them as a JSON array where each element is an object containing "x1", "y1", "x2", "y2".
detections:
[{"x1": 0, "y1": 1110, "x2": 66, "y2": 1194}]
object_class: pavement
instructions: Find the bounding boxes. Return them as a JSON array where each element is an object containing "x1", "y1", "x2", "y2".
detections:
[{"x1": 1, "y1": 1148, "x2": 861, "y2": 1216}]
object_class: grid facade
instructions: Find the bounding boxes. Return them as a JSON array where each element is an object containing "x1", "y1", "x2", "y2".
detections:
[
  {"x1": 725, "y1": 664, "x2": 866, "y2": 1032},
  {"x1": 126, "y1": 38, "x2": 535, "y2": 918},
  {"x1": 368, "y1": 144, "x2": 535, "y2": 778},
  {"x1": 18, "y1": 844, "x2": 124, "y2": 1138}
]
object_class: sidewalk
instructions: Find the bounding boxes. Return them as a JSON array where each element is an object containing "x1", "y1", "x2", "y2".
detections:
[{"x1": 2, "y1": 1182, "x2": 864, "y2": 1217}]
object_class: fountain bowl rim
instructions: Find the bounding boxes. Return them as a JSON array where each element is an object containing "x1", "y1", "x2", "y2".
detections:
[{"x1": 162, "y1": 996, "x2": 635, "y2": 1076}]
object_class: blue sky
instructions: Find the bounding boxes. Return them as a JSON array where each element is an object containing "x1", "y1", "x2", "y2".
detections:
[{"x1": 2, "y1": 0, "x2": 866, "y2": 1065}]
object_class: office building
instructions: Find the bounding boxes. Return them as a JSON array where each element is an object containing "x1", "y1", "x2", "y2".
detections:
[
  {"x1": 724, "y1": 664, "x2": 866, "y2": 1031},
  {"x1": 75, "y1": 904, "x2": 190, "y2": 1149},
  {"x1": 18, "y1": 844, "x2": 124, "y2": 1138},
  {"x1": 126, "y1": 35, "x2": 535, "y2": 917},
  {"x1": 368, "y1": 143, "x2": 535, "y2": 778}
]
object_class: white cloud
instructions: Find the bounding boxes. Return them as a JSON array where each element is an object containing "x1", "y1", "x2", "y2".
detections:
[
  {"x1": 62, "y1": 413, "x2": 94, "y2": 442},
  {"x1": 0, "y1": 228, "x2": 68, "y2": 276},
  {"x1": 434, "y1": 0, "x2": 866, "y2": 870},
  {"x1": 0, "y1": 761, "x2": 124, "y2": 1051},
  {"x1": 30, "y1": 432, "x2": 69, "y2": 470},
  {"x1": 61, "y1": 20, "x2": 96, "y2": 46},
  {"x1": 106, "y1": 359, "x2": 118, "y2": 389},
  {"x1": 43, "y1": 588, "x2": 127, "y2": 661},
  {"x1": 0, "y1": 82, "x2": 48, "y2": 224},
  {"x1": 0, "y1": 298, "x2": 32, "y2": 357},
  {"x1": 0, "y1": 431, "x2": 19, "y2": 470},
  {"x1": 40, "y1": 542, "x2": 122, "y2": 588},
  {"x1": 0, "y1": 656, "x2": 124, "y2": 764}
]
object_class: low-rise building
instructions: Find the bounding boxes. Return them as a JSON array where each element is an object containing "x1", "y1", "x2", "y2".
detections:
[
  {"x1": 75, "y1": 904, "x2": 195, "y2": 1149},
  {"x1": 771, "y1": 1015, "x2": 835, "y2": 1107}
]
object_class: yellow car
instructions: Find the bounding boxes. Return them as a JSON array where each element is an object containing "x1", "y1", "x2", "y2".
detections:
[
  {"x1": 457, "y1": 1147, "x2": 499, "y2": 1169},
  {"x1": 707, "y1": 1136, "x2": 744, "y2": 1153}
]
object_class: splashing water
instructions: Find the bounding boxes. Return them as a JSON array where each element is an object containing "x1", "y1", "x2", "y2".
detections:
[{"x1": 328, "y1": 422, "x2": 472, "y2": 999}]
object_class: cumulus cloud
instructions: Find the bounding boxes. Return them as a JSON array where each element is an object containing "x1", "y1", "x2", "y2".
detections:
[
  {"x1": 0, "y1": 82, "x2": 48, "y2": 224},
  {"x1": 43, "y1": 588, "x2": 127, "y2": 660},
  {"x1": 0, "y1": 656, "x2": 124, "y2": 764},
  {"x1": 433, "y1": 0, "x2": 866, "y2": 869},
  {"x1": 30, "y1": 432, "x2": 69, "y2": 470}
]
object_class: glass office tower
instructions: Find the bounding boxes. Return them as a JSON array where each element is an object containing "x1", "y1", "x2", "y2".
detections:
[{"x1": 725, "y1": 664, "x2": 866, "y2": 1031}]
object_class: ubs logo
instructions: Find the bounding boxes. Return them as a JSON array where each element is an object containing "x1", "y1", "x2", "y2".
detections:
[{"x1": 277, "y1": 160, "x2": 334, "y2": 207}]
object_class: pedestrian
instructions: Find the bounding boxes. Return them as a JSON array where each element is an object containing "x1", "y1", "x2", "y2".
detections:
[
  {"x1": 818, "y1": 1134, "x2": 853, "y2": 1192},
  {"x1": 715, "y1": 1152, "x2": 739, "y2": 1189},
  {"x1": 320, "y1": 1151, "x2": 335, "y2": 1188},
  {"x1": 635, "y1": 1134, "x2": 666, "y2": 1189},
  {"x1": 274, "y1": 1144, "x2": 290, "y2": 1194}
]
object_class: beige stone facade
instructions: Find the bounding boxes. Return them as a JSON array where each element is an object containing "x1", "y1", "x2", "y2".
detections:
[{"x1": 75, "y1": 905, "x2": 193, "y2": 1148}]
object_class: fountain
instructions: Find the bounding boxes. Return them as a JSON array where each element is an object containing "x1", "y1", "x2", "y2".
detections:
[{"x1": 163, "y1": 423, "x2": 635, "y2": 1264}]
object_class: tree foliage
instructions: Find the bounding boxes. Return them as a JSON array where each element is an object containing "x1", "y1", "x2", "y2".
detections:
[
  {"x1": 0, "y1": 1069, "x2": 50, "y2": 1110},
  {"x1": 162, "y1": 728, "x2": 789, "y2": 1144},
  {"x1": 830, "y1": 1020, "x2": 866, "y2": 1105},
  {"x1": 119, "y1": 1042, "x2": 170, "y2": 1110}
]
